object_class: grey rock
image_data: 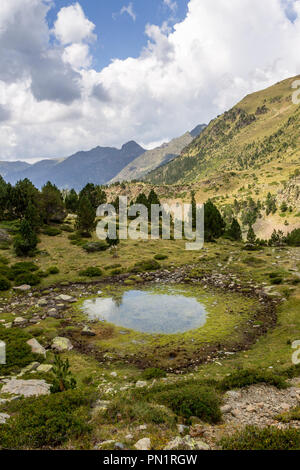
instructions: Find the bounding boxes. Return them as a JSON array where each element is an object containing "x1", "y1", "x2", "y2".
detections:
[
  {"x1": 134, "y1": 437, "x2": 151, "y2": 450},
  {"x1": 0, "y1": 413, "x2": 10, "y2": 424},
  {"x1": 1, "y1": 379, "x2": 51, "y2": 397},
  {"x1": 26, "y1": 338, "x2": 46, "y2": 357},
  {"x1": 51, "y1": 337, "x2": 73, "y2": 352}
]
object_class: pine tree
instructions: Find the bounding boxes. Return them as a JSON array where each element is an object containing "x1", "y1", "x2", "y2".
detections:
[
  {"x1": 41, "y1": 182, "x2": 65, "y2": 224},
  {"x1": 76, "y1": 196, "x2": 95, "y2": 236},
  {"x1": 227, "y1": 218, "x2": 242, "y2": 241},
  {"x1": 14, "y1": 219, "x2": 38, "y2": 257},
  {"x1": 65, "y1": 189, "x2": 78, "y2": 213},
  {"x1": 204, "y1": 200, "x2": 225, "y2": 241},
  {"x1": 247, "y1": 226, "x2": 256, "y2": 245}
]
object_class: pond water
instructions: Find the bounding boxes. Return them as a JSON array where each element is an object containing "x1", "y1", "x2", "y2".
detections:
[{"x1": 81, "y1": 287, "x2": 207, "y2": 334}]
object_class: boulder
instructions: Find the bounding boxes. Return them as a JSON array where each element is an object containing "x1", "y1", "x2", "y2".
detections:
[
  {"x1": 13, "y1": 317, "x2": 27, "y2": 326},
  {"x1": 134, "y1": 438, "x2": 151, "y2": 451},
  {"x1": 13, "y1": 285, "x2": 31, "y2": 292},
  {"x1": 26, "y1": 338, "x2": 46, "y2": 357},
  {"x1": 0, "y1": 413, "x2": 10, "y2": 424},
  {"x1": 36, "y1": 364, "x2": 53, "y2": 373},
  {"x1": 57, "y1": 294, "x2": 76, "y2": 303},
  {"x1": 1, "y1": 379, "x2": 51, "y2": 397},
  {"x1": 164, "y1": 435, "x2": 210, "y2": 451},
  {"x1": 81, "y1": 326, "x2": 96, "y2": 337},
  {"x1": 51, "y1": 336, "x2": 73, "y2": 352},
  {"x1": 135, "y1": 381, "x2": 147, "y2": 388}
]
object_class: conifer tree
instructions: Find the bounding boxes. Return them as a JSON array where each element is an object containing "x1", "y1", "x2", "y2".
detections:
[{"x1": 76, "y1": 196, "x2": 95, "y2": 236}]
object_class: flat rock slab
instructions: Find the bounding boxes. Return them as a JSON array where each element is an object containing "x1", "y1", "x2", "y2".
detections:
[
  {"x1": 1, "y1": 379, "x2": 51, "y2": 397},
  {"x1": 13, "y1": 285, "x2": 31, "y2": 292},
  {"x1": 26, "y1": 338, "x2": 46, "y2": 357}
]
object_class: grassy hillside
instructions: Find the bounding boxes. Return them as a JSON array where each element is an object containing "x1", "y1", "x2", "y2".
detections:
[{"x1": 146, "y1": 75, "x2": 300, "y2": 186}]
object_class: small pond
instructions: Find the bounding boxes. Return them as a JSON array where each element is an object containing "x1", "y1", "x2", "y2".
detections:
[{"x1": 81, "y1": 287, "x2": 207, "y2": 334}]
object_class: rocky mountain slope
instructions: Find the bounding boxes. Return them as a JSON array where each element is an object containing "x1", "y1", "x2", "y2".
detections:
[
  {"x1": 110, "y1": 124, "x2": 206, "y2": 183},
  {"x1": 146, "y1": 75, "x2": 300, "y2": 186}
]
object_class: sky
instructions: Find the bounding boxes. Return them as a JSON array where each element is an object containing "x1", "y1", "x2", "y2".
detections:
[{"x1": 0, "y1": 0, "x2": 300, "y2": 162}]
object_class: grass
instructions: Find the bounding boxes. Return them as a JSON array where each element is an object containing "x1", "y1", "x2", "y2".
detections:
[{"x1": 220, "y1": 426, "x2": 300, "y2": 450}]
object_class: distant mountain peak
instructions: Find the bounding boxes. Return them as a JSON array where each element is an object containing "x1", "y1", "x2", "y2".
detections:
[{"x1": 121, "y1": 141, "x2": 144, "y2": 152}]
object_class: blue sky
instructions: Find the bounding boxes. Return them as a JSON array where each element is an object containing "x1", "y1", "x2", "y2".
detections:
[{"x1": 47, "y1": 0, "x2": 189, "y2": 70}]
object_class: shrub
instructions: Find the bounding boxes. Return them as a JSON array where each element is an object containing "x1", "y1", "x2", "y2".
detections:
[
  {"x1": 104, "y1": 397, "x2": 176, "y2": 426},
  {"x1": 14, "y1": 272, "x2": 41, "y2": 286},
  {"x1": 0, "y1": 275, "x2": 11, "y2": 291},
  {"x1": 220, "y1": 426, "x2": 300, "y2": 450},
  {"x1": 47, "y1": 266, "x2": 60, "y2": 275},
  {"x1": 154, "y1": 254, "x2": 168, "y2": 261},
  {"x1": 9, "y1": 262, "x2": 39, "y2": 279},
  {"x1": 270, "y1": 277, "x2": 283, "y2": 285},
  {"x1": 142, "y1": 368, "x2": 167, "y2": 380},
  {"x1": 79, "y1": 267, "x2": 102, "y2": 277},
  {"x1": 0, "y1": 389, "x2": 94, "y2": 449},
  {"x1": 82, "y1": 241, "x2": 108, "y2": 253},
  {"x1": 286, "y1": 229, "x2": 300, "y2": 247},
  {"x1": 50, "y1": 355, "x2": 77, "y2": 393},
  {"x1": 0, "y1": 327, "x2": 43, "y2": 375},
  {"x1": 0, "y1": 255, "x2": 9, "y2": 265},
  {"x1": 110, "y1": 268, "x2": 123, "y2": 275},
  {"x1": 42, "y1": 227, "x2": 62, "y2": 237},
  {"x1": 219, "y1": 369, "x2": 288, "y2": 391},
  {"x1": 131, "y1": 259, "x2": 161, "y2": 273},
  {"x1": 151, "y1": 384, "x2": 221, "y2": 423},
  {"x1": 13, "y1": 220, "x2": 38, "y2": 257},
  {"x1": 277, "y1": 406, "x2": 300, "y2": 423},
  {"x1": 60, "y1": 224, "x2": 74, "y2": 233}
]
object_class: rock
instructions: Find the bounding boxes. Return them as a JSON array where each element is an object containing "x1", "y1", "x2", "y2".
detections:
[
  {"x1": 36, "y1": 364, "x2": 53, "y2": 373},
  {"x1": 57, "y1": 294, "x2": 76, "y2": 303},
  {"x1": 225, "y1": 390, "x2": 241, "y2": 399},
  {"x1": 0, "y1": 413, "x2": 10, "y2": 424},
  {"x1": 164, "y1": 436, "x2": 210, "y2": 451},
  {"x1": 13, "y1": 317, "x2": 27, "y2": 326},
  {"x1": 110, "y1": 371, "x2": 117, "y2": 377},
  {"x1": 37, "y1": 299, "x2": 48, "y2": 307},
  {"x1": 137, "y1": 424, "x2": 147, "y2": 431},
  {"x1": 0, "y1": 229, "x2": 11, "y2": 242},
  {"x1": 135, "y1": 380, "x2": 147, "y2": 388},
  {"x1": 20, "y1": 361, "x2": 40, "y2": 374},
  {"x1": 246, "y1": 405, "x2": 256, "y2": 413},
  {"x1": 114, "y1": 442, "x2": 125, "y2": 450},
  {"x1": 48, "y1": 309, "x2": 60, "y2": 318},
  {"x1": 134, "y1": 438, "x2": 151, "y2": 451},
  {"x1": 221, "y1": 405, "x2": 232, "y2": 414},
  {"x1": 51, "y1": 337, "x2": 73, "y2": 352},
  {"x1": 177, "y1": 424, "x2": 189, "y2": 434},
  {"x1": 95, "y1": 440, "x2": 116, "y2": 449},
  {"x1": 125, "y1": 433, "x2": 134, "y2": 440},
  {"x1": 81, "y1": 326, "x2": 96, "y2": 337},
  {"x1": 189, "y1": 424, "x2": 205, "y2": 437},
  {"x1": 13, "y1": 285, "x2": 31, "y2": 292},
  {"x1": 1, "y1": 379, "x2": 51, "y2": 397},
  {"x1": 26, "y1": 338, "x2": 46, "y2": 357}
]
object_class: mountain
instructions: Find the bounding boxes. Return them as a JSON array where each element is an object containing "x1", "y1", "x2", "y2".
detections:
[
  {"x1": 110, "y1": 124, "x2": 207, "y2": 183},
  {"x1": 146, "y1": 75, "x2": 300, "y2": 185},
  {"x1": 2, "y1": 141, "x2": 145, "y2": 190},
  {"x1": 0, "y1": 161, "x2": 30, "y2": 178}
]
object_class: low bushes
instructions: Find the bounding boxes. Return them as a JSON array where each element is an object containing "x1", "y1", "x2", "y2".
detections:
[
  {"x1": 82, "y1": 241, "x2": 108, "y2": 253},
  {"x1": 141, "y1": 368, "x2": 167, "y2": 380},
  {"x1": 14, "y1": 272, "x2": 40, "y2": 286},
  {"x1": 131, "y1": 259, "x2": 161, "y2": 273},
  {"x1": 42, "y1": 227, "x2": 62, "y2": 237},
  {"x1": 220, "y1": 426, "x2": 300, "y2": 450},
  {"x1": 0, "y1": 275, "x2": 11, "y2": 291},
  {"x1": 218, "y1": 369, "x2": 288, "y2": 391},
  {"x1": 154, "y1": 254, "x2": 168, "y2": 261},
  {"x1": 47, "y1": 266, "x2": 60, "y2": 275},
  {"x1": 0, "y1": 389, "x2": 95, "y2": 449},
  {"x1": 0, "y1": 327, "x2": 44, "y2": 375},
  {"x1": 104, "y1": 397, "x2": 176, "y2": 426},
  {"x1": 79, "y1": 267, "x2": 102, "y2": 277}
]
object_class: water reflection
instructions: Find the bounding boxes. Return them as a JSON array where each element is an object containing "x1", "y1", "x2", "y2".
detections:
[{"x1": 81, "y1": 289, "x2": 207, "y2": 334}]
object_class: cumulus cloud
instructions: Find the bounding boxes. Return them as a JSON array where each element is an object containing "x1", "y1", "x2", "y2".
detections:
[
  {"x1": 1, "y1": 0, "x2": 300, "y2": 162},
  {"x1": 53, "y1": 2, "x2": 96, "y2": 45},
  {"x1": 0, "y1": 105, "x2": 11, "y2": 122},
  {"x1": 163, "y1": 0, "x2": 178, "y2": 12}
]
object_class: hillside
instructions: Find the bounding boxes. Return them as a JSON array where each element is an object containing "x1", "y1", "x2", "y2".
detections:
[
  {"x1": 110, "y1": 124, "x2": 206, "y2": 183},
  {"x1": 2, "y1": 141, "x2": 145, "y2": 190},
  {"x1": 146, "y1": 75, "x2": 300, "y2": 186}
]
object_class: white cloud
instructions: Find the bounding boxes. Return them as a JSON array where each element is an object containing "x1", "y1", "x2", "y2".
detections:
[
  {"x1": 53, "y1": 2, "x2": 96, "y2": 45},
  {"x1": 120, "y1": 3, "x2": 136, "y2": 22},
  {"x1": 163, "y1": 0, "x2": 177, "y2": 12},
  {"x1": 63, "y1": 43, "x2": 92, "y2": 69},
  {"x1": 1, "y1": 0, "x2": 300, "y2": 162}
]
